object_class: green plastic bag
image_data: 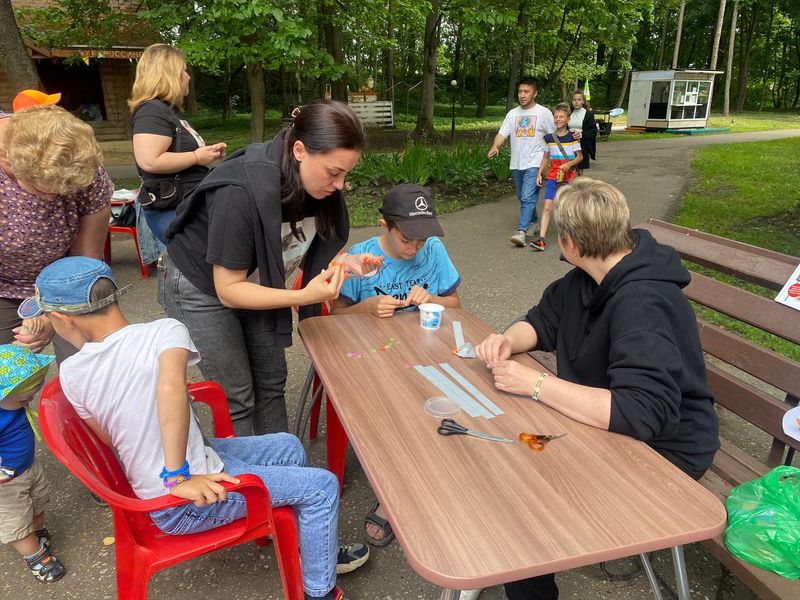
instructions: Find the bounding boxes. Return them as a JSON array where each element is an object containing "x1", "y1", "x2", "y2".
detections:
[{"x1": 724, "y1": 465, "x2": 800, "y2": 578}]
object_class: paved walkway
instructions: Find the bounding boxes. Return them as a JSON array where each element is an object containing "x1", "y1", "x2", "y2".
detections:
[{"x1": 4, "y1": 129, "x2": 798, "y2": 599}]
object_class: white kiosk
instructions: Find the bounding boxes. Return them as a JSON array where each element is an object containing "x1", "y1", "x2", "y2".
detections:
[{"x1": 626, "y1": 70, "x2": 722, "y2": 130}]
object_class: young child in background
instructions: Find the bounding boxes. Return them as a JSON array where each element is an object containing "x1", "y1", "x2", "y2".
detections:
[
  {"x1": 333, "y1": 183, "x2": 461, "y2": 318},
  {"x1": 0, "y1": 345, "x2": 65, "y2": 583},
  {"x1": 531, "y1": 102, "x2": 583, "y2": 251}
]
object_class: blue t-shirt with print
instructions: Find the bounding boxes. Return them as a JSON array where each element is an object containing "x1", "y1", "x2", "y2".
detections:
[
  {"x1": 340, "y1": 236, "x2": 460, "y2": 308},
  {"x1": 0, "y1": 407, "x2": 34, "y2": 478}
]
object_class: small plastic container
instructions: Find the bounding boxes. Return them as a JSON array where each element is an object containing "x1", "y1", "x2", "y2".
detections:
[
  {"x1": 419, "y1": 303, "x2": 445, "y2": 330},
  {"x1": 424, "y1": 396, "x2": 460, "y2": 418}
]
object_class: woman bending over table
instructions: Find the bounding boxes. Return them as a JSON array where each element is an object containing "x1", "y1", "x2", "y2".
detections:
[
  {"x1": 164, "y1": 100, "x2": 373, "y2": 437},
  {"x1": 475, "y1": 178, "x2": 719, "y2": 600}
]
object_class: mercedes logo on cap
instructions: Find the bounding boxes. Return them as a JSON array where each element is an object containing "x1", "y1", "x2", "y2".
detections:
[{"x1": 414, "y1": 196, "x2": 428, "y2": 211}]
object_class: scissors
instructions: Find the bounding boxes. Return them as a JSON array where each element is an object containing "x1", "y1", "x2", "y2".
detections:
[
  {"x1": 437, "y1": 418, "x2": 514, "y2": 444},
  {"x1": 519, "y1": 432, "x2": 568, "y2": 451}
]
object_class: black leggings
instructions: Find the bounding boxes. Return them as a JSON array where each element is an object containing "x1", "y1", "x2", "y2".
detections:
[{"x1": 504, "y1": 573, "x2": 559, "y2": 600}]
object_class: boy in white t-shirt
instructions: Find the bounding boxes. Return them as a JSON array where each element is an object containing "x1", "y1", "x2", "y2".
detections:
[
  {"x1": 19, "y1": 256, "x2": 368, "y2": 600},
  {"x1": 487, "y1": 76, "x2": 555, "y2": 248}
]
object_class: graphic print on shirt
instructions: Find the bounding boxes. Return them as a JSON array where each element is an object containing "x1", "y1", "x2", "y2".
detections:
[
  {"x1": 515, "y1": 115, "x2": 538, "y2": 137},
  {"x1": 374, "y1": 282, "x2": 430, "y2": 310}
]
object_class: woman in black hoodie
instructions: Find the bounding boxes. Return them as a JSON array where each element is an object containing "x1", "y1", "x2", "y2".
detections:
[{"x1": 475, "y1": 178, "x2": 719, "y2": 600}]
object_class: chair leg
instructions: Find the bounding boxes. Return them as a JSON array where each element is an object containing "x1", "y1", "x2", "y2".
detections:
[
  {"x1": 292, "y1": 366, "x2": 316, "y2": 438},
  {"x1": 670, "y1": 546, "x2": 691, "y2": 600},
  {"x1": 115, "y1": 551, "x2": 150, "y2": 600},
  {"x1": 309, "y1": 374, "x2": 323, "y2": 440},
  {"x1": 325, "y1": 399, "x2": 347, "y2": 492},
  {"x1": 271, "y1": 507, "x2": 304, "y2": 600},
  {"x1": 639, "y1": 553, "x2": 664, "y2": 600}
]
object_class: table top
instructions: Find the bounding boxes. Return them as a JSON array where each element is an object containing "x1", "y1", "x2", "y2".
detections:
[{"x1": 298, "y1": 309, "x2": 727, "y2": 590}]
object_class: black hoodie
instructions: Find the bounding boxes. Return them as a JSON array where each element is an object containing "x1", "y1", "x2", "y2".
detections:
[{"x1": 525, "y1": 229, "x2": 719, "y2": 478}]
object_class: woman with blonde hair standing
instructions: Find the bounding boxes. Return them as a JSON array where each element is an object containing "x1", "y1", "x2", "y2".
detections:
[
  {"x1": 0, "y1": 103, "x2": 112, "y2": 360},
  {"x1": 129, "y1": 44, "x2": 226, "y2": 243}
]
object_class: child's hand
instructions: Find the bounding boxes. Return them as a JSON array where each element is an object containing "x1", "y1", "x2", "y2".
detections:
[
  {"x1": 170, "y1": 472, "x2": 240, "y2": 507},
  {"x1": 405, "y1": 286, "x2": 431, "y2": 307},
  {"x1": 12, "y1": 317, "x2": 54, "y2": 353},
  {"x1": 364, "y1": 294, "x2": 404, "y2": 318}
]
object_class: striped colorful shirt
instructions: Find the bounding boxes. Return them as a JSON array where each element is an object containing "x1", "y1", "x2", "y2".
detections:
[{"x1": 543, "y1": 130, "x2": 581, "y2": 182}]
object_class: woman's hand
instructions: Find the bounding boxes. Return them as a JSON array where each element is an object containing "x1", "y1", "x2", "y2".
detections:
[
  {"x1": 571, "y1": 129, "x2": 583, "y2": 140},
  {"x1": 333, "y1": 253, "x2": 384, "y2": 277},
  {"x1": 303, "y1": 265, "x2": 345, "y2": 304},
  {"x1": 13, "y1": 317, "x2": 54, "y2": 353},
  {"x1": 194, "y1": 143, "x2": 227, "y2": 166},
  {"x1": 490, "y1": 360, "x2": 540, "y2": 396},
  {"x1": 475, "y1": 332, "x2": 513, "y2": 368}
]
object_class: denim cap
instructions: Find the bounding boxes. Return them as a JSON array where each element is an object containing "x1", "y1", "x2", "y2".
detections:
[
  {"x1": 0, "y1": 345, "x2": 54, "y2": 401},
  {"x1": 17, "y1": 257, "x2": 129, "y2": 319}
]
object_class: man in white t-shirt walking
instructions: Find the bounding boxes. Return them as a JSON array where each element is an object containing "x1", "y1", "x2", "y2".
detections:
[{"x1": 487, "y1": 77, "x2": 555, "y2": 247}]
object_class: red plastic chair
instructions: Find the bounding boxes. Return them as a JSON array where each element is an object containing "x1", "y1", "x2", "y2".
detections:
[
  {"x1": 38, "y1": 378, "x2": 304, "y2": 600},
  {"x1": 104, "y1": 197, "x2": 151, "y2": 279},
  {"x1": 291, "y1": 271, "x2": 348, "y2": 492}
]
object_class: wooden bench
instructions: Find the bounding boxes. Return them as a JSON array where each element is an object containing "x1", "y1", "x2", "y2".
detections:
[
  {"x1": 639, "y1": 218, "x2": 800, "y2": 600},
  {"x1": 348, "y1": 100, "x2": 394, "y2": 128}
]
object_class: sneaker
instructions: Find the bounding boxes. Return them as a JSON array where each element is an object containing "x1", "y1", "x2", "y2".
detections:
[
  {"x1": 332, "y1": 587, "x2": 344, "y2": 600},
  {"x1": 529, "y1": 238, "x2": 546, "y2": 251},
  {"x1": 336, "y1": 542, "x2": 369, "y2": 574},
  {"x1": 459, "y1": 590, "x2": 483, "y2": 600},
  {"x1": 25, "y1": 545, "x2": 66, "y2": 583},
  {"x1": 33, "y1": 527, "x2": 51, "y2": 549},
  {"x1": 510, "y1": 230, "x2": 526, "y2": 247}
]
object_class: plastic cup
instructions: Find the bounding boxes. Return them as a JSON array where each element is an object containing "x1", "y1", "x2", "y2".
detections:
[
  {"x1": 419, "y1": 303, "x2": 445, "y2": 330},
  {"x1": 424, "y1": 396, "x2": 460, "y2": 418}
]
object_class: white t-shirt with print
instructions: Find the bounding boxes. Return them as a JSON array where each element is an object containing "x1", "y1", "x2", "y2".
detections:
[
  {"x1": 499, "y1": 104, "x2": 556, "y2": 170},
  {"x1": 60, "y1": 319, "x2": 223, "y2": 500}
]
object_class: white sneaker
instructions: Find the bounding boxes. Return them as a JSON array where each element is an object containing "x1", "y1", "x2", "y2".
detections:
[
  {"x1": 510, "y1": 230, "x2": 526, "y2": 247},
  {"x1": 459, "y1": 590, "x2": 483, "y2": 600}
]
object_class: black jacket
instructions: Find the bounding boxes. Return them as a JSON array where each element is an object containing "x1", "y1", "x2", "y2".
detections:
[
  {"x1": 525, "y1": 229, "x2": 719, "y2": 478},
  {"x1": 575, "y1": 109, "x2": 597, "y2": 170},
  {"x1": 166, "y1": 137, "x2": 349, "y2": 346}
]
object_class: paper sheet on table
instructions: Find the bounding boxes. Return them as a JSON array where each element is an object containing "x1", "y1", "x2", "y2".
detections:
[{"x1": 775, "y1": 263, "x2": 800, "y2": 311}]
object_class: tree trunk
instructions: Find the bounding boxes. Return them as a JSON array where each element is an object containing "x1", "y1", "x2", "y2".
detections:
[
  {"x1": 247, "y1": 63, "x2": 266, "y2": 143},
  {"x1": 185, "y1": 64, "x2": 198, "y2": 115},
  {"x1": 723, "y1": 0, "x2": 739, "y2": 117},
  {"x1": 506, "y1": 8, "x2": 527, "y2": 112},
  {"x1": 321, "y1": 1, "x2": 348, "y2": 101},
  {"x1": 735, "y1": 3, "x2": 759, "y2": 112},
  {"x1": 383, "y1": 0, "x2": 395, "y2": 102},
  {"x1": 710, "y1": 0, "x2": 727, "y2": 70},
  {"x1": 672, "y1": 1, "x2": 686, "y2": 69},
  {"x1": 476, "y1": 54, "x2": 488, "y2": 117},
  {"x1": 758, "y1": 2, "x2": 775, "y2": 110},
  {"x1": 656, "y1": 5, "x2": 669, "y2": 69},
  {"x1": 0, "y1": 0, "x2": 42, "y2": 91},
  {"x1": 616, "y1": 46, "x2": 633, "y2": 108},
  {"x1": 413, "y1": 0, "x2": 439, "y2": 140}
]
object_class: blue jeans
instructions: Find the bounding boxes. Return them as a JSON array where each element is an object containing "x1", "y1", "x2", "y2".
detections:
[
  {"x1": 511, "y1": 168, "x2": 540, "y2": 231},
  {"x1": 142, "y1": 208, "x2": 176, "y2": 245},
  {"x1": 162, "y1": 255, "x2": 289, "y2": 436},
  {"x1": 150, "y1": 434, "x2": 339, "y2": 598}
]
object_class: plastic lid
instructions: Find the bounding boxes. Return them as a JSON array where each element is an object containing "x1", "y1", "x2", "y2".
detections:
[{"x1": 424, "y1": 396, "x2": 460, "y2": 418}]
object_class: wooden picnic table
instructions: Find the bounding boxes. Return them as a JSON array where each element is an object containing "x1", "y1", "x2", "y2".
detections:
[{"x1": 298, "y1": 309, "x2": 727, "y2": 599}]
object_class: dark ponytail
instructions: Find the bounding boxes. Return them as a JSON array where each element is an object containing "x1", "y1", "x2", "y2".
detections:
[{"x1": 280, "y1": 100, "x2": 366, "y2": 240}]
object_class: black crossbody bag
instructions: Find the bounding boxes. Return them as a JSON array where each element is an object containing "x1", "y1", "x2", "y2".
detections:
[{"x1": 140, "y1": 116, "x2": 185, "y2": 211}]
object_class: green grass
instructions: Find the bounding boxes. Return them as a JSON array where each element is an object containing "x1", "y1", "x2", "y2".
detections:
[{"x1": 676, "y1": 137, "x2": 800, "y2": 359}]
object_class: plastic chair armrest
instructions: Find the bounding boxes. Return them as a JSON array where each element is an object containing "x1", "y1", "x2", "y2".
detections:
[{"x1": 188, "y1": 381, "x2": 234, "y2": 438}]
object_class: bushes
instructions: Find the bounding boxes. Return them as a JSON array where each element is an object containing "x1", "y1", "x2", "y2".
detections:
[{"x1": 348, "y1": 142, "x2": 511, "y2": 189}]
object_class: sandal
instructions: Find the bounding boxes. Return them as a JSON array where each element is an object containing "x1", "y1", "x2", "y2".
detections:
[{"x1": 364, "y1": 502, "x2": 395, "y2": 547}]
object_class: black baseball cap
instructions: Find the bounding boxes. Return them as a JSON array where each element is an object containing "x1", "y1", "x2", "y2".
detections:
[{"x1": 379, "y1": 183, "x2": 445, "y2": 240}]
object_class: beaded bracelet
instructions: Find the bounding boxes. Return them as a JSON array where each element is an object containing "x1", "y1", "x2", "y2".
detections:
[
  {"x1": 531, "y1": 372, "x2": 548, "y2": 403},
  {"x1": 160, "y1": 460, "x2": 190, "y2": 488}
]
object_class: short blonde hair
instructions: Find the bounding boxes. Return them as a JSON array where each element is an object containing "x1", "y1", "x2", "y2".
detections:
[
  {"x1": 128, "y1": 44, "x2": 186, "y2": 112},
  {"x1": 5, "y1": 105, "x2": 102, "y2": 196},
  {"x1": 553, "y1": 178, "x2": 633, "y2": 259}
]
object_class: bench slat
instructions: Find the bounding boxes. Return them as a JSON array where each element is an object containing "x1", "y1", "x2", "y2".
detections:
[
  {"x1": 699, "y1": 320, "x2": 800, "y2": 398},
  {"x1": 685, "y1": 273, "x2": 800, "y2": 344},
  {"x1": 710, "y1": 438, "x2": 770, "y2": 486},
  {"x1": 707, "y1": 365, "x2": 800, "y2": 452},
  {"x1": 641, "y1": 219, "x2": 797, "y2": 290}
]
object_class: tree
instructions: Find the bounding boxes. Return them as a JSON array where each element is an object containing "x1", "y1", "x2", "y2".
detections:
[
  {"x1": 710, "y1": 0, "x2": 727, "y2": 70},
  {"x1": 672, "y1": 0, "x2": 686, "y2": 68},
  {"x1": 724, "y1": 0, "x2": 740, "y2": 116},
  {"x1": 414, "y1": 0, "x2": 440, "y2": 139},
  {"x1": 0, "y1": 0, "x2": 42, "y2": 91}
]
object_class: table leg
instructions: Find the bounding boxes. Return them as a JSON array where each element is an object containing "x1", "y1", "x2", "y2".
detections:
[
  {"x1": 292, "y1": 366, "x2": 317, "y2": 437},
  {"x1": 671, "y1": 545, "x2": 691, "y2": 600},
  {"x1": 639, "y1": 553, "x2": 664, "y2": 600},
  {"x1": 439, "y1": 589, "x2": 461, "y2": 600}
]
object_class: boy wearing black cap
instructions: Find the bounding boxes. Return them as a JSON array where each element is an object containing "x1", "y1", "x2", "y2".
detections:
[{"x1": 333, "y1": 183, "x2": 461, "y2": 318}]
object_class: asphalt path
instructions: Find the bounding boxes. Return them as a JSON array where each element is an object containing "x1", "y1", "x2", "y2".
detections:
[{"x1": 4, "y1": 129, "x2": 798, "y2": 599}]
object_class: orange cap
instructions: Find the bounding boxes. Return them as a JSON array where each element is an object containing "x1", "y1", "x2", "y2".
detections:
[{"x1": 12, "y1": 89, "x2": 62, "y2": 112}]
